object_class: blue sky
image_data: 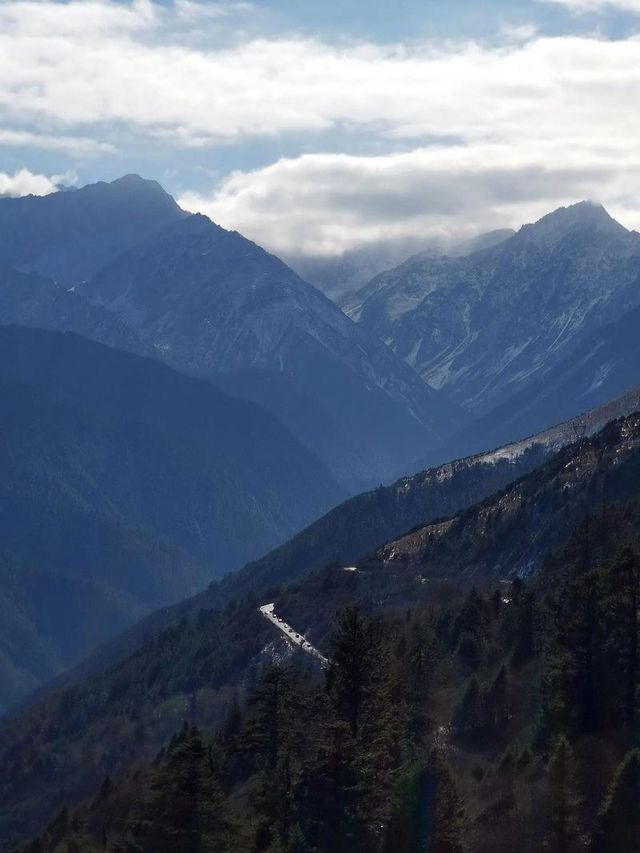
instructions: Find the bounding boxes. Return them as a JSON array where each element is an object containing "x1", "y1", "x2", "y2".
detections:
[
  {"x1": 246, "y1": 0, "x2": 635, "y2": 40},
  {"x1": 1, "y1": 0, "x2": 640, "y2": 256}
]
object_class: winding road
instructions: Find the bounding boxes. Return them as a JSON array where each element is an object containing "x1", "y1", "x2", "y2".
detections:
[{"x1": 259, "y1": 603, "x2": 328, "y2": 667}]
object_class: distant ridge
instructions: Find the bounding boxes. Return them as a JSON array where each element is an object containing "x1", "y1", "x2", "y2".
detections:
[
  {"x1": 349, "y1": 202, "x2": 640, "y2": 445},
  {"x1": 0, "y1": 177, "x2": 466, "y2": 488}
]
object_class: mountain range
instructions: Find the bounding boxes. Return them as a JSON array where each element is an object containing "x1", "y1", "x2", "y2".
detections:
[
  {"x1": 287, "y1": 228, "x2": 515, "y2": 303},
  {"x1": 347, "y1": 201, "x2": 640, "y2": 458},
  {"x1": 0, "y1": 177, "x2": 463, "y2": 490},
  {"x1": 0, "y1": 174, "x2": 640, "y2": 851},
  {"x1": 5, "y1": 180, "x2": 639, "y2": 488}
]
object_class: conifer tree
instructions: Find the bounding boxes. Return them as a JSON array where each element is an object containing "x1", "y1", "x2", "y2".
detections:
[
  {"x1": 327, "y1": 607, "x2": 379, "y2": 738},
  {"x1": 127, "y1": 725, "x2": 229, "y2": 853},
  {"x1": 596, "y1": 749, "x2": 640, "y2": 853},
  {"x1": 428, "y1": 759, "x2": 465, "y2": 853},
  {"x1": 607, "y1": 549, "x2": 640, "y2": 734},
  {"x1": 547, "y1": 736, "x2": 580, "y2": 853}
]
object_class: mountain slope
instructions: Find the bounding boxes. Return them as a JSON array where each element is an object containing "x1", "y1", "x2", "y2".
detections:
[
  {"x1": 83, "y1": 216, "x2": 464, "y2": 486},
  {"x1": 2, "y1": 408, "x2": 640, "y2": 847},
  {"x1": 368, "y1": 412, "x2": 640, "y2": 586},
  {"x1": 288, "y1": 228, "x2": 515, "y2": 304},
  {"x1": 16, "y1": 500, "x2": 640, "y2": 853},
  {"x1": 0, "y1": 326, "x2": 341, "y2": 713},
  {"x1": 46, "y1": 383, "x2": 640, "y2": 698},
  {"x1": 0, "y1": 175, "x2": 186, "y2": 284},
  {"x1": 76, "y1": 211, "x2": 466, "y2": 486},
  {"x1": 349, "y1": 203, "x2": 640, "y2": 423},
  {"x1": 445, "y1": 303, "x2": 640, "y2": 460},
  {"x1": 169, "y1": 383, "x2": 640, "y2": 616},
  {"x1": 0, "y1": 177, "x2": 467, "y2": 489}
]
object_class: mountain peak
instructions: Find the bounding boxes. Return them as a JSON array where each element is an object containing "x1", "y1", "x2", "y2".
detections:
[
  {"x1": 111, "y1": 173, "x2": 151, "y2": 186},
  {"x1": 518, "y1": 200, "x2": 627, "y2": 248},
  {"x1": 107, "y1": 173, "x2": 170, "y2": 194},
  {"x1": 81, "y1": 174, "x2": 182, "y2": 208}
]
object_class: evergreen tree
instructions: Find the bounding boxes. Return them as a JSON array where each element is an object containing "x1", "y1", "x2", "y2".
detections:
[
  {"x1": 452, "y1": 676, "x2": 480, "y2": 735},
  {"x1": 596, "y1": 749, "x2": 640, "y2": 853},
  {"x1": 427, "y1": 759, "x2": 465, "y2": 853},
  {"x1": 485, "y1": 666, "x2": 509, "y2": 732},
  {"x1": 127, "y1": 725, "x2": 230, "y2": 853},
  {"x1": 327, "y1": 607, "x2": 379, "y2": 738},
  {"x1": 540, "y1": 569, "x2": 605, "y2": 741},
  {"x1": 547, "y1": 736, "x2": 580, "y2": 853},
  {"x1": 607, "y1": 549, "x2": 640, "y2": 736}
]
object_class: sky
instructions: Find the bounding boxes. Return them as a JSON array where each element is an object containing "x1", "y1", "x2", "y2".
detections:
[{"x1": 1, "y1": 0, "x2": 640, "y2": 257}]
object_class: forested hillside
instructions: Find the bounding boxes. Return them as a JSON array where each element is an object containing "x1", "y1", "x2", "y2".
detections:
[
  {"x1": 16, "y1": 499, "x2": 640, "y2": 852},
  {"x1": 2, "y1": 412, "x2": 640, "y2": 850}
]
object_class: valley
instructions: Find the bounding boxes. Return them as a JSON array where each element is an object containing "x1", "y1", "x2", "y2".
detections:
[{"x1": 1, "y1": 175, "x2": 639, "y2": 853}]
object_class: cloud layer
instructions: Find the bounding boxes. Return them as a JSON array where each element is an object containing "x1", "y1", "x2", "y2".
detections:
[
  {"x1": 180, "y1": 145, "x2": 638, "y2": 256},
  {"x1": 2, "y1": 1, "x2": 640, "y2": 254}
]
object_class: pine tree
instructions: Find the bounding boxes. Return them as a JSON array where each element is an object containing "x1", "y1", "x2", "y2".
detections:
[
  {"x1": 327, "y1": 607, "x2": 379, "y2": 738},
  {"x1": 485, "y1": 666, "x2": 509, "y2": 732},
  {"x1": 127, "y1": 725, "x2": 229, "y2": 853},
  {"x1": 427, "y1": 759, "x2": 465, "y2": 853},
  {"x1": 547, "y1": 736, "x2": 580, "y2": 853},
  {"x1": 540, "y1": 569, "x2": 605, "y2": 741},
  {"x1": 452, "y1": 676, "x2": 480, "y2": 735},
  {"x1": 243, "y1": 667, "x2": 291, "y2": 771},
  {"x1": 596, "y1": 749, "x2": 640, "y2": 853},
  {"x1": 607, "y1": 549, "x2": 640, "y2": 735}
]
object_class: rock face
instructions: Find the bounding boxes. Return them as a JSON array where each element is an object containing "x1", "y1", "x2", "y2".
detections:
[
  {"x1": 0, "y1": 179, "x2": 466, "y2": 489},
  {"x1": 349, "y1": 203, "x2": 640, "y2": 431}
]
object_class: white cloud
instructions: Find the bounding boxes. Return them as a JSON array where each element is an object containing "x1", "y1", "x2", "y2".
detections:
[
  {"x1": 1, "y1": 2, "x2": 640, "y2": 253},
  {"x1": 179, "y1": 145, "x2": 640, "y2": 256},
  {"x1": 0, "y1": 167, "x2": 73, "y2": 196},
  {"x1": 1, "y1": 2, "x2": 639, "y2": 147}
]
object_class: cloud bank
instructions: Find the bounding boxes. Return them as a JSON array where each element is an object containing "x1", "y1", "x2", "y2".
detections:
[
  {"x1": 179, "y1": 145, "x2": 638, "y2": 256},
  {"x1": 2, "y1": 1, "x2": 640, "y2": 253}
]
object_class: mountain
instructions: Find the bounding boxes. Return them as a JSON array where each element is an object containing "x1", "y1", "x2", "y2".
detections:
[
  {"x1": 0, "y1": 325, "x2": 341, "y2": 714},
  {"x1": 1, "y1": 407, "x2": 640, "y2": 848},
  {"x1": 0, "y1": 267, "x2": 155, "y2": 356},
  {"x1": 82, "y1": 213, "x2": 464, "y2": 484},
  {"x1": 38, "y1": 383, "x2": 640, "y2": 702},
  {"x1": 0, "y1": 174, "x2": 186, "y2": 284},
  {"x1": 348, "y1": 202, "x2": 640, "y2": 427},
  {"x1": 0, "y1": 178, "x2": 466, "y2": 490},
  {"x1": 15, "y1": 500, "x2": 640, "y2": 853},
  {"x1": 205, "y1": 383, "x2": 640, "y2": 609},
  {"x1": 443, "y1": 303, "x2": 640, "y2": 460},
  {"x1": 288, "y1": 228, "x2": 514, "y2": 305},
  {"x1": 368, "y1": 411, "x2": 640, "y2": 586}
]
